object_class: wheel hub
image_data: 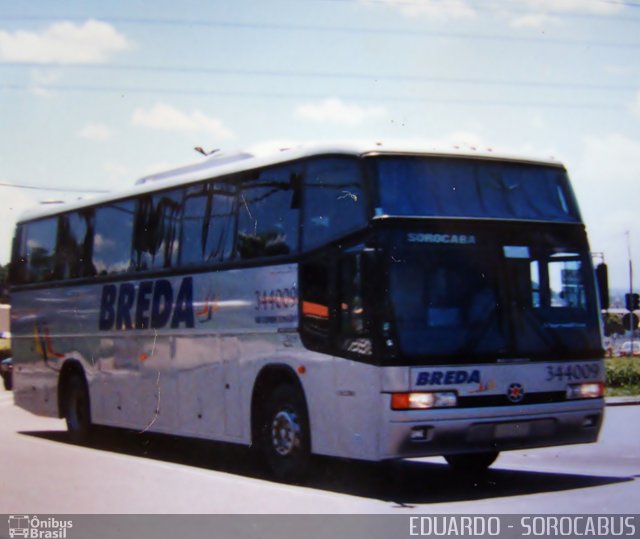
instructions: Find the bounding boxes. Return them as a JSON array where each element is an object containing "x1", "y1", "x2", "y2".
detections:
[{"x1": 271, "y1": 409, "x2": 301, "y2": 456}]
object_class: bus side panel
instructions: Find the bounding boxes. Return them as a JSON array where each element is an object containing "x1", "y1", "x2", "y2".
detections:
[
  {"x1": 248, "y1": 343, "x2": 342, "y2": 457},
  {"x1": 237, "y1": 346, "x2": 384, "y2": 462},
  {"x1": 191, "y1": 264, "x2": 301, "y2": 443},
  {"x1": 12, "y1": 356, "x2": 59, "y2": 419},
  {"x1": 10, "y1": 262, "x2": 394, "y2": 461},
  {"x1": 89, "y1": 264, "x2": 302, "y2": 439},
  {"x1": 328, "y1": 359, "x2": 383, "y2": 461},
  {"x1": 10, "y1": 286, "x2": 95, "y2": 419},
  {"x1": 173, "y1": 335, "x2": 226, "y2": 438}
]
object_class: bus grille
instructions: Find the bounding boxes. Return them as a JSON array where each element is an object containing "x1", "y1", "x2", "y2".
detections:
[{"x1": 456, "y1": 391, "x2": 566, "y2": 408}]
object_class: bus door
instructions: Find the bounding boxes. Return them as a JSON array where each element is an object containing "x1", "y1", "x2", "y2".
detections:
[{"x1": 300, "y1": 246, "x2": 381, "y2": 460}]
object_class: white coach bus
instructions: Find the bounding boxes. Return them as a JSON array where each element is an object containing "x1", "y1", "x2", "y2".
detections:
[{"x1": 8, "y1": 144, "x2": 607, "y2": 480}]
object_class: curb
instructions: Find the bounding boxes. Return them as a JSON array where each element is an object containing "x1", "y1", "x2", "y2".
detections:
[{"x1": 605, "y1": 396, "x2": 640, "y2": 406}]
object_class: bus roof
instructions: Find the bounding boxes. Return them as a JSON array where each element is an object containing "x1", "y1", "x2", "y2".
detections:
[{"x1": 16, "y1": 142, "x2": 565, "y2": 223}]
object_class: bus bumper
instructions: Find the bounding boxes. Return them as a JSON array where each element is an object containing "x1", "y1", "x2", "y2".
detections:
[{"x1": 380, "y1": 398, "x2": 604, "y2": 459}]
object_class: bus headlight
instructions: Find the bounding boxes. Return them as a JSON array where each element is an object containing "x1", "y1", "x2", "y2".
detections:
[
  {"x1": 566, "y1": 382, "x2": 605, "y2": 400},
  {"x1": 391, "y1": 391, "x2": 457, "y2": 410}
]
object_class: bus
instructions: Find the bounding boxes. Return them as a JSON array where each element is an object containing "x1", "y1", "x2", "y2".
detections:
[{"x1": 8, "y1": 143, "x2": 607, "y2": 480}]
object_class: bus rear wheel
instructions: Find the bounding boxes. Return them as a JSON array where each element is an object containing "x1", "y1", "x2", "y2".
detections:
[
  {"x1": 444, "y1": 451, "x2": 499, "y2": 473},
  {"x1": 2, "y1": 372, "x2": 11, "y2": 391},
  {"x1": 65, "y1": 374, "x2": 92, "y2": 444},
  {"x1": 262, "y1": 384, "x2": 311, "y2": 483}
]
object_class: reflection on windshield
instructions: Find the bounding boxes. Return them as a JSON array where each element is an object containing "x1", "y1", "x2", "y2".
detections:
[
  {"x1": 389, "y1": 243, "x2": 507, "y2": 358},
  {"x1": 387, "y1": 233, "x2": 600, "y2": 362},
  {"x1": 373, "y1": 157, "x2": 580, "y2": 223}
]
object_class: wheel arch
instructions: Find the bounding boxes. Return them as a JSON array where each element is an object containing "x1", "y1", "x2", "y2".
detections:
[
  {"x1": 250, "y1": 363, "x2": 308, "y2": 447},
  {"x1": 57, "y1": 359, "x2": 88, "y2": 418}
]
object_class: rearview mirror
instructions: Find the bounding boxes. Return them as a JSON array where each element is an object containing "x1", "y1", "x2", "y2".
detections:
[{"x1": 595, "y1": 263, "x2": 609, "y2": 310}]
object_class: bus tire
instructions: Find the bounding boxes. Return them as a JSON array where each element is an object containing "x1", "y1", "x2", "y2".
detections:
[
  {"x1": 262, "y1": 384, "x2": 311, "y2": 483},
  {"x1": 64, "y1": 374, "x2": 92, "y2": 444},
  {"x1": 444, "y1": 451, "x2": 499, "y2": 473}
]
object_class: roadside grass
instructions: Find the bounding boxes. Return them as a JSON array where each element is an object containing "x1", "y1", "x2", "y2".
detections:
[
  {"x1": 606, "y1": 357, "x2": 640, "y2": 396},
  {"x1": 607, "y1": 385, "x2": 640, "y2": 397}
]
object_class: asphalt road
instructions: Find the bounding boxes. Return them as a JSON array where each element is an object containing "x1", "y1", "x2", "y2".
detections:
[{"x1": 1, "y1": 389, "x2": 638, "y2": 514}]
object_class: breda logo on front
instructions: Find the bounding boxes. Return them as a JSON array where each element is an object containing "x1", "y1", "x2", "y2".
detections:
[{"x1": 416, "y1": 370, "x2": 481, "y2": 386}]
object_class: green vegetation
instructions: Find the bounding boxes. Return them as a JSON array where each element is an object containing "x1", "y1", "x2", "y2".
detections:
[
  {"x1": 606, "y1": 357, "x2": 640, "y2": 396},
  {"x1": 603, "y1": 313, "x2": 626, "y2": 336}
]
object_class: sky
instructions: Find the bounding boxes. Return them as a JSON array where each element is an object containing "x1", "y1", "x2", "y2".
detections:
[{"x1": 1, "y1": 0, "x2": 640, "y2": 291}]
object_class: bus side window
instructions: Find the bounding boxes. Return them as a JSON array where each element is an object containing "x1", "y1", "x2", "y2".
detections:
[
  {"x1": 9, "y1": 225, "x2": 27, "y2": 284},
  {"x1": 237, "y1": 166, "x2": 300, "y2": 259},
  {"x1": 299, "y1": 256, "x2": 332, "y2": 351},
  {"x1": 57, "y1": 210, "x2": 95, "y2": 279},
  {"x1": 206, "y1": 183, "x2": 236, "y2": 263},
  {"x1": 302, "y1": 158, "x2": 366, "y2": 251},
  {"x1": 337, "y1": 252, "x2": 373, "y2": 358},
  {"x1": 181, "y1": 182, "x2": 236, "y2": 266},
  {"x1": 18, "y1": 217, "x2": 59, "y2": 283},
  {"x1": 339, "y1": 254, "x2": 367, "y2": 336},
  {"x1": 300, "y1": 250, "x2": 373, "y2": 357},
  {"x1": 181, "y1": 184, "x2": 210, "y2": 266},
  {"x1": 93, "y1": 200, "x2": 135, "y2": 275},
  {"x1": 133, "y1": 189, "x2": 182, "y2": 271}
]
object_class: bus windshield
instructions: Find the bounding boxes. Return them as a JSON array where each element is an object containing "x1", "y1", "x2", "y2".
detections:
[
  {"x1": 371, "y1": 156, "x2": 580, "y2": 223},
  {"x1": 384, "y1": 225, "x2": 601, "y2": 363}
]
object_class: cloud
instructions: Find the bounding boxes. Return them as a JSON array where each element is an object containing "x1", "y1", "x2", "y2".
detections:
[
  {"x1": 132, "y1": 103, "x2": 235, "y2": 139},
  {"x1": 0, "y1": 20, "x2": 130, "y2": 64},
  {"x1": 577, "y1": 133, "x2": 640, "y2": 187},
  {"x1": 27, "y1": 69, "x2": 63, "y2": 97},
  {"x1": 78, "y1": 124, "x2": 112, "y2": 141},
  {"x1": 295, "y1": 98, "x2": 387, "y2": 126},
  {"x1": 0, "y1": 184, "x2": 39, "y2": 263},
  {"x1": 500, "y1": 0, "x2": 624, "y2": 28},
  {"x1": 570, "y1": 134, "x2": 640, "y2": 288},
  {"x1": 510, "y1": 13, "x2": 560, "y2": 28},
  {"x1": 359, "y1": 0, "x2": 622, "y2": 25},
  {"x1": 363, "y1": 0, "x2": 475, "y2": 20},
  {"x1": 517, "y1": 0, "x2": 624, "y2": 15}
]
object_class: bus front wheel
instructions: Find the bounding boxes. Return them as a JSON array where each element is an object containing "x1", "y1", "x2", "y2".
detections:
[
  {"x1": 262, "y1": 384, "x2": 311, "y2": 483},
  {"x1": 65, "y1": 374, "x2": 92, "y2": 444},
  {"x1": 444, "y1": 451, "x2": 499, "y2": 473}
]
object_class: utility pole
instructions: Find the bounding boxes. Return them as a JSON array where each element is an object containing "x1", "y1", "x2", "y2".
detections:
[{"x1": 627, "y1": 231, "x2": 634, "y2": 353}]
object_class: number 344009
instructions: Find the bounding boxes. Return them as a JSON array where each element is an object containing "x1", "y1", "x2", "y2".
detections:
[
  {"x1": 545, "y1": 363, "x2": 600, "y2": 381},
  {"x1": 255, "y1": 287, "x2": 298, "y2": 310}
]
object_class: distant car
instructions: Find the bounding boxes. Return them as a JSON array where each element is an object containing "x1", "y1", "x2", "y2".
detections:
[
  {"x1": 0, "y1": 357, "x2": 12, "y2": 390},
  {"x1": 616, "y1": 341, "x2": 640, "y2": 357}
]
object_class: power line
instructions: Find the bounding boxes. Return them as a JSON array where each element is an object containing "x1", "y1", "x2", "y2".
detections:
[
  {"x1": 1, "y1": 15, "x2": 639, "y2": 49},
  {"x1": 3, "y1": 0, "x2": 640, "y2": 21},
  {"x1": 603, "y1": 0, "x2": 640, "y2": 7},
  {"x1": 335, "y1": 0, "x2": 640, "y2": 6},
  {"x1": 0, "y1": 82, "x2": 625, "y2": 110},
  {"x1": 1, "y1": 62, "x2": 638, "y2": 93},
  {"x1": 0, "y1": 181, "x2": 109, "y2": 193},
  {"x1": 327, "y1": 0, "x2": 640, "y2": 17}
]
